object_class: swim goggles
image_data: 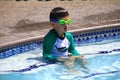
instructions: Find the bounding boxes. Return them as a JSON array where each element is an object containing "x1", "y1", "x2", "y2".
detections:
[{"x1": 50, "y1": 18, "x2": 71, "y2": 25}]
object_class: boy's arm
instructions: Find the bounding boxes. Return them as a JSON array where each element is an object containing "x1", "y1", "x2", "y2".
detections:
[
  {"x1": 42, "y1": 29, "x2": 57, "y2": 60},
  {"x1": 43, "y1": 37, "x2": 56, "y2": 60},
  {"x1": 67, "y1": 33, "x2": 80, "y2": 56}
]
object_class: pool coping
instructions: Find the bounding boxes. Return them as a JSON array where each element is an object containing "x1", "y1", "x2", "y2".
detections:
[{"x1": 0, "y1": 23, "x2": 120, "y2": 50}]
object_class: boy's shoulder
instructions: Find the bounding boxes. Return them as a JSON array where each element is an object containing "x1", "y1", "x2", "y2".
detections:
[
  {"x1": 65, "y1": 31, "x2": 72, "y2": 36},
  {"x1": 65, "y1": 31, "x2": 73, "y2": 38}
]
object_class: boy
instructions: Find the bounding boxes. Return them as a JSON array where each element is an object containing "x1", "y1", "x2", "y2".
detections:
[{"x1": 42, "y1": 7, "x2": 87, "y2": 69}]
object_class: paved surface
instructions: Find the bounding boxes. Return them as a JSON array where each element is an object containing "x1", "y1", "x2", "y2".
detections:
[{"x1": 0, "y1": 0, "x2": 120, "y2": 45}]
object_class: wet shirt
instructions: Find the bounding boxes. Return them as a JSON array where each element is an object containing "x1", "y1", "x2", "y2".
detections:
[
  {"x1": 43, "y1": 29, "x2": 79, "y2": 60},
  {"x1": 51, "y1": 37, "x2": 70, "y2": 57}
]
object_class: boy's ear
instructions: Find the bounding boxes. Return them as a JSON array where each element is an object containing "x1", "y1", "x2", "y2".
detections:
[{"x1": 50, "y1": 21, "x2": 55, "y2": 26}]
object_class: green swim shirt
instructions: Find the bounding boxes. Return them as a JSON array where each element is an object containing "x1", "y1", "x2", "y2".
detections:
[{"x1": 42, "y1": 29, "x2": 79, "y2": 60}]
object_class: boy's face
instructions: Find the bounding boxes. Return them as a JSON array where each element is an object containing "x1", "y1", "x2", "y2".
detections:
[{"x1": 50, "y1": 16, "x2": 70, "y2": 37}]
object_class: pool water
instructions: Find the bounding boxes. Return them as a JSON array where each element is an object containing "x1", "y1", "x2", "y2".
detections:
[{"x1": 0, "y1": 39, "x2": 120, "y2": 80}]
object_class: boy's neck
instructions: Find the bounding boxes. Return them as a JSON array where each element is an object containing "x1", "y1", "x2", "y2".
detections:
[
  {"x1": 59, "y1": 33, "x2": 65, "y2": 39},
  {"x1": 53, "y1": 29, "x2": 65, "y2": 39}
]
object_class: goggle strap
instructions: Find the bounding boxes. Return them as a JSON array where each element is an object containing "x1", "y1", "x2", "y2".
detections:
[{"x1": 50, "y1": 18, "x2": 58, "y2": 23}]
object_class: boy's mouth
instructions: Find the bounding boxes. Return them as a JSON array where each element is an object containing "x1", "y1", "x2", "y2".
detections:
[{"x1": 64, "y1": 28, "x2": 67, "y2": 31}]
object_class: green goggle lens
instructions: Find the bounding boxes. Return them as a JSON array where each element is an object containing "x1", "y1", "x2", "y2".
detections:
[{"x1": 58, "y1": 19, "x2": 71, "y2": 25}]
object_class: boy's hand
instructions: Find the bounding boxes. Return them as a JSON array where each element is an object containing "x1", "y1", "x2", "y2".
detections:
[
  {"x1": 57, "y1": 56, "x2": 76, "y2": 62},
  {"x1": 75, "y1": 55, "x2": 88, "y2": 70},
  {"x1": 57, "y1": 57, "x2": 69, "y2": 62}
]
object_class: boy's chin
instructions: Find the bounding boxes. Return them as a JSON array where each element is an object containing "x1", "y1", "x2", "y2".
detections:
[
  {"x1": 64, "y1": 28, "x2": 67, "y2": 30},
  {"x1": 63, "y1": 31, "x2": 66, "y2": 33},
  {"x1": 64, "y1": 28, "x2": 67, "y2": 32}
]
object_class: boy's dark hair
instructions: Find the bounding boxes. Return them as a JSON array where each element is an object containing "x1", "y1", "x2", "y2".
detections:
[{"x1": 50, "y1": 7, "x2": 69, "y2": 20}]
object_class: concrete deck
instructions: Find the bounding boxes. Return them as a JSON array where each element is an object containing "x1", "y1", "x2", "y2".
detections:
[{"x1": 0, "y1": 0, "x2": 120, "y2": 45}]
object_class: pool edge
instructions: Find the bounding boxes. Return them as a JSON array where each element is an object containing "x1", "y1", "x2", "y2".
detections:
[{"x1": 0, "y1": 23, "x2": 120, "y2": 50}]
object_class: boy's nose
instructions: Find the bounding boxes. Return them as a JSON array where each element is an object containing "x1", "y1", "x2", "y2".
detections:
[{"x1": 64, "y1": 24, "x2": 69, "y2": 28}]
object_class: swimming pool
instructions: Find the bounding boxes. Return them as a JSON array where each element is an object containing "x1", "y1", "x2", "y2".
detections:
[{"x1": 0, "y1": 24, "x2": 120, "y2": 80}]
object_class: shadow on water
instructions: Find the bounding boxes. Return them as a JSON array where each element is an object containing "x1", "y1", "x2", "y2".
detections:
[
  {"x1": 27, "y1": 57, "x2": 47, "y2": 62},
  {"x1": 27, "y1": 57, "x2": 58, "y2": 64}
]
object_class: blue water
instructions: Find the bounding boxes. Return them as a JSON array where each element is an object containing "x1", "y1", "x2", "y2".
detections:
[{"x1": 0, "y1": 39, "x2": 120, "y2": 80}]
